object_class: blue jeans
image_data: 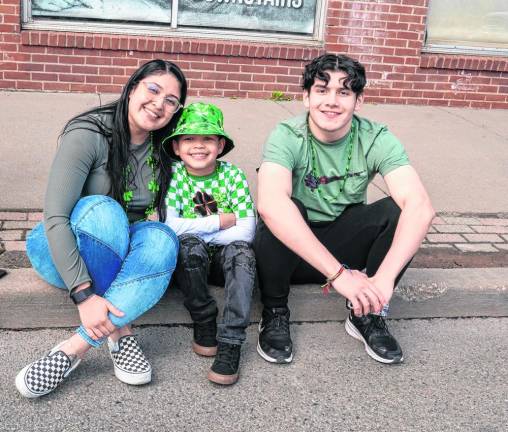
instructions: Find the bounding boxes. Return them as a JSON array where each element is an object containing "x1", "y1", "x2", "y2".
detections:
[{"x1": 26, "y1": 195, "x2": 179, "y2": 348}]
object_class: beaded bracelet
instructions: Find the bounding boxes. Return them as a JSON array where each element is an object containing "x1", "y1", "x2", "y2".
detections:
[{"x1": 321, "y1": 264, "x2": 349, "y2": 295}]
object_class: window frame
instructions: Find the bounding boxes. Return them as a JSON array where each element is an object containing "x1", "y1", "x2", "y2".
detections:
[
  {"x1": 423, "y1": 0, "x2": 508, "y2": 57},
  {"x1": 22, "y1": 0, "x2": 327, "y2": 46}
]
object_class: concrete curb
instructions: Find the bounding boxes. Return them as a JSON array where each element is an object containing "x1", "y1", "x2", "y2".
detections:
[{"x1": 1, "y1": 268, "x2": 506, "y2": 329}]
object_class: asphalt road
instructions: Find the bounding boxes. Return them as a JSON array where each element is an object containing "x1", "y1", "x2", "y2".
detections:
[{"x1": 1, "y1": 318, "x2": 507, "y2": 432}]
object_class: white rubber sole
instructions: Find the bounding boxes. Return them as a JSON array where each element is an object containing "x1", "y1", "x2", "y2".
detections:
[
  {"x1": 345, "y1": 318, "x2": 403, "y2": 364},
  {"x1": 15, "y1": 352, "x2": 82, "y2": 398},
  {"x1": 112, "y1": 365, "x2": 151, "y2": 386},
  {"x1": 256, "y1": 322, "x2": 293, "y2": 364}
]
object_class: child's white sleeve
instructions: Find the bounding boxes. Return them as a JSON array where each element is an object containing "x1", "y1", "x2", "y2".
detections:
[
  {"x1": 165, "y1": 208, "x2": 220, "y2": 237},
  {"x1": 202, "y1": 216, "x2": 256, "y2": 246}
]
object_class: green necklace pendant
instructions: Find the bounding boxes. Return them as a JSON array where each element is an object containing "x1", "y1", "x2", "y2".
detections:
[
  {"x1": 123, "y1": 132, "x2": 159, "y2": 220},
  {"x1": 305, "y1": 121, "x2": 356, "y2": 201}
]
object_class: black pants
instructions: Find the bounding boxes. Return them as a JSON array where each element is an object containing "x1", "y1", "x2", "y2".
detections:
[
  {"x1": 173, "y1": 235, "x2": 256, "y2": 345},
  {"x1": 253, "y1": 197, "x2": 409, "y2": 309}
]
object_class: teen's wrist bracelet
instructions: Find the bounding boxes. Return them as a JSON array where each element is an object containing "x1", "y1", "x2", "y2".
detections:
[{"x1": 321, "y1": 264, "x2": 349, "y2": 295}]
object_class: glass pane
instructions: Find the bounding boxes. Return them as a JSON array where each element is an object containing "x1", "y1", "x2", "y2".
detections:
[
  {"x1": 32, "y1": 0, "x2": 172, "y2": 24},
  {"x1": 427, "y1": 0, "x2": 508, "y2": 48},
  {"x1": 178, "y1": 0, "x2": 316, "y2": 35}
]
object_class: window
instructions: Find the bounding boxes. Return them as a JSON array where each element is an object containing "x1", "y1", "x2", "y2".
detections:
[
  {"x1": 23, "y1": 0, "x2": 326, "y2": 43},
  {"x1": 425, "y1": 0, "x2": 508, "y2": 56}
]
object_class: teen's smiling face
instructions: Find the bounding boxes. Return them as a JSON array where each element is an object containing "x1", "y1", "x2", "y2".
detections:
[
  {"x1": 128, "y1": 72, "x2": 182, "y2": 144},
  {"x1": 303, "y1": 70, "x2": 363, "y2": 143},
  {"x1": 172, "y1": 135, "x2": 225, "y2": 177}
]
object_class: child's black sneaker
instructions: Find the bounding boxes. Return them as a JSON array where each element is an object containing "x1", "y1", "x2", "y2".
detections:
[
  {"x1": 108, "y1": 335, "x2": 152, "y2": 385},
  {"x1": 192, "y1": 319, "x2": 218, "y2": 356},
  {"x1": 257, "y1": 307, "x2": 293, "y2": 364},
  {"x1": 345, "y1": 312, "x2": 403, "y2": 364},
  {"x1": 208, "y1": 342, "x2": 241, "y2": 385},
  {"x1": 15, "y1": 341, "x2": 81, "y2": 398}
]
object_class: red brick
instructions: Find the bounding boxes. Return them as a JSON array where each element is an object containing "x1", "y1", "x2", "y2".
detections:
[
  {"x1": 18, "y1": 63, "x2": 44, "y2": 72},
  {"x1": 4, "y1": 71, "x2": 30, "y2": 80},
  {"x1": 32, "y1": 72, "x2": 58, "y2": 82},
  {"x1": 0, "y1": 212, "x2": 27, "y2": 221},
  {"x1": 3, "y1": 241, "x2": 26, "y2": 251},
  {"x1": 59, "y1": 74, "x2": 85, "y2": 83},
  {"x1": 43, "y1": 82, "x2": 70, "y2": 91},
  {"x1": 45, "y1": 64, "x2": 71, "y2": 73}
]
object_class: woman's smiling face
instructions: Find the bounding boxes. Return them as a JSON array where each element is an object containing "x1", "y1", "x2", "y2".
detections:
[{"x1": 127, "y1": 72, "x2": 182, "y2": 144}]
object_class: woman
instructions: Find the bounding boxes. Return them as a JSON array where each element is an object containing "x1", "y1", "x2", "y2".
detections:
[{"x1": 15, "y1": 59, "x2": 187, "y2": 398}]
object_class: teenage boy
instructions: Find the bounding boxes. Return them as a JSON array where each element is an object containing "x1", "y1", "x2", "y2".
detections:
[
  {"x1": 164, "y1": 102, "x2": 256, "y2": 385},
  {"x1": 254, "y1": 54, "x2": 434, "y2": 365}
]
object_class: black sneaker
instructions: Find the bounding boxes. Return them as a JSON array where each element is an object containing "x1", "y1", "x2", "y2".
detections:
[
  {"x1": 192, "y1": 319, "x2": 218, "y2": 357},
  {"x1": 257, "y1": 307, "x2": 293, "y2": 364},
  {"x1": 345, "y1": 313, "x2": 404, "y2": 364},
  {"x1": 208, "y1": 342, "x2": 241, "y2": 385}
]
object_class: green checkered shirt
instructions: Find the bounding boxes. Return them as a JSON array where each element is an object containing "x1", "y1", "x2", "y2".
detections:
[{"x1": 165, "y1": 160, "x2": 255, "y2": 219}]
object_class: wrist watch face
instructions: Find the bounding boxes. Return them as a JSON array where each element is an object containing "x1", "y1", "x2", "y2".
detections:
[{"x1": 71, "y1": 288, "x2": 94, "y2": 304}]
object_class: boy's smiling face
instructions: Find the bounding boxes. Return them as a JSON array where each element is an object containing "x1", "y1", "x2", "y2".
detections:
[{"x1": 172, "y1": 134, "x2": 225, "y2": 176}]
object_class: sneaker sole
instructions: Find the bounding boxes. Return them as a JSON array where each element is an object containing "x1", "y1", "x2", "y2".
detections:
[
  {"x1": 15, "y1": 356, "x2": 82, "y2": 398},
  {"x1": 345, "y1": 318, "x2": 403, "y2": 364},
  {"x1": 207, "y1": 370, "x2": 239, "y2": 385},
  {"x1": 256, "y1": 322, "x2": 293, "y2": 364},
  {"x1": 192, "y1": 341, "x2": 217, "y2": 357},
  {"x1": 112, "y1": 366, "x2": 151, "y2": 385}
]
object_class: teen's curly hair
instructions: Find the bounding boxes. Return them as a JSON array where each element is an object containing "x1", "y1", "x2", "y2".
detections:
[{"x1": 302, "y1": 54, "x2": 366, "y2": 96}]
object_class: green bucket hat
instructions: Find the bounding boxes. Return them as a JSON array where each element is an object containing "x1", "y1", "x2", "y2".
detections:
[{"x1": 163, "y1": 102, "x2": 234, "y2": 159}]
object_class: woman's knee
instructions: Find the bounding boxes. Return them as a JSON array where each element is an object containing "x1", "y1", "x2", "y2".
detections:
[
  {"x1": 26, "y1": 222, "x2": 66, "y2": 289},
  {"x1": 131, "y1": 222, "x2": 179, "y2": 271},
  {"x1": 71, "y1": 195, "x2": 129, "y2": 258}
]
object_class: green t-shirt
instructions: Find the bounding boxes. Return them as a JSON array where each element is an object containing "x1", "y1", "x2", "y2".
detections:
[
  {"x1": 262, "y1": 114, "x2": 410, "y2": 222},
  {"x1": 165, "y1": 160, "x2": 255, "y2": 219}
]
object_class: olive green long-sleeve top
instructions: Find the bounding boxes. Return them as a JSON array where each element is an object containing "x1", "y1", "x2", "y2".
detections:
[{"x1": 44, "y1": 115, "x2": 156, "y2": 291}]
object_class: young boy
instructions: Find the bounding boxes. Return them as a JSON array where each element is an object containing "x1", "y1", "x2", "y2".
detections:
[{"x1": 163, "y1": 102, "x2": 256, "y2": 385}]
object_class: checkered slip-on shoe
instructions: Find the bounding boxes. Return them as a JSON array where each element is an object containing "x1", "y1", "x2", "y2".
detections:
[
  {"x1": 15, "y1": 341, "x2": 82, "y2": 398},
  {"x1": 108, "y1": 335, "x2": 152, "y2": 385}
]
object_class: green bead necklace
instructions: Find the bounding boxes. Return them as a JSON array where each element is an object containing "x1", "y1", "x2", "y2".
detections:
[
  {"x1": 305, "y1": 121, "x2": 357, "y2": 201},
  {"x1": 123, "y1": 132, "x2": 160, "y2": 220}
]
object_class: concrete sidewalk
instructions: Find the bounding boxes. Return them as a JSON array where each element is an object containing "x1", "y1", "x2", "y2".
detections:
[{"x1": 0, "y1": 91, "x2": 507, "y2": 328}]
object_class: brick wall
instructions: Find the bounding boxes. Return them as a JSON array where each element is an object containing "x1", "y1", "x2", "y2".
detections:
[{"x1": 1, "y1": 0, "x2": 507, "y2": 108}]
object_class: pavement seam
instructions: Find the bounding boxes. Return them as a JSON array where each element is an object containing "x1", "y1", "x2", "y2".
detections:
[{"x1": 437, "y1": 106, "x2": 508, "y2": 140}]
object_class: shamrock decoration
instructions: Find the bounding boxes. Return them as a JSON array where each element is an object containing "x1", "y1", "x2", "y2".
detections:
[{"x1": 193, "y1": 191, "x2": 218, "y2": 216}]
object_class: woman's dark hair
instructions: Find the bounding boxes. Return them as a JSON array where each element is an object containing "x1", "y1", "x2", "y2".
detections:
[
  {"x1": 302, "y1": 54, "x2": 366, "y2": 96},
  {"x1": 63, "y1": 59, "x2": 187, "y2": 221}
]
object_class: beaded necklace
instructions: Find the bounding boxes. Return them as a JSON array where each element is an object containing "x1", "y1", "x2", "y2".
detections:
[
  {"x1": 123, "y1": 132, "x2": 160, "y2": 219},
  {"x1": 305, "y1": 121, "x2": 356, "y2": 201}
]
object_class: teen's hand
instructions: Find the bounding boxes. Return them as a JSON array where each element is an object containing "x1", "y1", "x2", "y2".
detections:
[
  {"x1": 368, "y1": 274, "x2": 395, "y2": 305},
  {"x1": 332, "y1": 270, "x2": 385, "y2": 316},
  {"x1": 146, "y1": 212, "x2": 159, "y2": 221},
  {"x1": 219, "y1": 213, "x2": 236, "y2": 230},
  {"x1": 77, "y1": 296, "x2": 125, "y2": 340}
]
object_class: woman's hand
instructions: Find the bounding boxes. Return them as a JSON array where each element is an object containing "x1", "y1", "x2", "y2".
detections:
[
  {"x1": 77, "y1": 295, "x2": 125, "y2": 340},
  {"x1": 219, "y1": 213, "x2": 236, "y2": 230}
]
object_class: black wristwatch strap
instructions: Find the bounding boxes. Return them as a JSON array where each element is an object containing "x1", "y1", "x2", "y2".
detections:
[{"x1": 70, "y1": 287, "x2": 95, "y2": 305}]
